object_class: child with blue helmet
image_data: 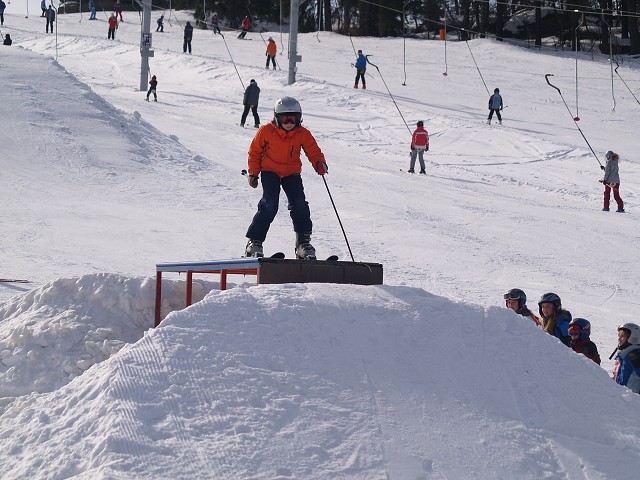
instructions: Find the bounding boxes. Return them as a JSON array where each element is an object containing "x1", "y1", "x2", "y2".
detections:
[{"x1": 568, "y1": 318, "x2": 600, "y2": 364}]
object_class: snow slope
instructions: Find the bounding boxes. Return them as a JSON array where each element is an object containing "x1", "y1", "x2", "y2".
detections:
[{"x1": 1, "y1": 10, "x2": 640, "y2": 479}]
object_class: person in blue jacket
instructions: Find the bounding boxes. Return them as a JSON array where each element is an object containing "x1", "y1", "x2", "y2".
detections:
[
  {"x1": 487, "y1": 87, "x2": 503, "y2": 124},
  {"x1": 41, "y1": 0, "x2": 47, "y2": 17},
  {"x1": 89, "y1": 0, "x2": 97, "y2": 20},
  {"x1": 354, "y1": 49, "x2": 366, "y2": 89},
  {"x1": 538, "y1": 292, "x2": 571, "y2": 346},
  {"x1": 612, "y1": 323, "x2": 640, "y2": 393}
]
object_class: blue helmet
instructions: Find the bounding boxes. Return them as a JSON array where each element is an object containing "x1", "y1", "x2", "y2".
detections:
[
  {"x1": 568, "y1": 318, "x2": 591, "y2": 340},
  {"x1": 538, "y1": 292, "x2": 561, "y2": 317}
]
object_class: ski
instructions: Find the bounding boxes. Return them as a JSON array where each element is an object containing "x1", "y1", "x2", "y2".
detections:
[
  {"x1": 0, "y1": 278, "x2": 30, "y2": 283},
  {"x1": 325, "y1": 255, "x2": 339, "y2": 261},
  {"x1": 270, "y1": 252, "x2": 285, "y2": 259}
]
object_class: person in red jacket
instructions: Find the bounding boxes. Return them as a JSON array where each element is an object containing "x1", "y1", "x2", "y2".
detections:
[
  {"x1": 568, "y1": 318, "x2": 601, "y2": 365},
  {"x1": 408, "y1": 120, "x2": 429, "y2": 174},
  {"x1": 108, "y1": 13, "x2": 118, "y2": 40},
  {"x1": 238, "y1": 16, "x2": 251, "y2": 39},
  {"x1": 244, "y1": 97, "x2": 328, "y2": 260}
]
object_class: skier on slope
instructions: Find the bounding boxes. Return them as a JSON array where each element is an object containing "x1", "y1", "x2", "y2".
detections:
[
  {"x1": 238, "y1": 16, "x2": 251, "y2": 39},
  {"x1": 503, "y1": 288, "x2": 541, "y2": 327},
  {"x1": 612, "y1": 323, "x2": 640, "y2": 393},
  {"x1": 244, "y1": 97, "x2": 328, "y2": 260},
  {"x1": 240, "y1": 79, "x2": 260, "y2": 128},
  {"x1": 183, "y1": 21, "x2": 193, "y2": 54},
  {"x1": 487, "y1": 88, "x2": 503, "y2": 125},
  {"x1": 146, "y1": 75, "x2": 158, "y2": 102},
  {"x1": 599, "y1": 150, "x2": 624, "y2": 212},
  {"x1": 408, "y1": 120, "x2": 429, "y2": 174},
  {"x1": 265, "y1": 37, "x2": 277, "y2": 70},
  {"x1": 354, "y1": 50, "x2": 366, "y2": 89},
  {"x1": 568, "y1": 318, "x2": 601, "y2": 365},
  {"x1": 538, "y1": 293, "x2": 572, "y2": 346}
]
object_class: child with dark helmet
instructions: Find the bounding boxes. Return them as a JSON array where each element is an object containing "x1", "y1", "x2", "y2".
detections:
[
  {"x1": 568, "y1": 318, "x2": 601, "y2": 364},
  {"x1": 503, "y1": 288, "x2": 540, "y2": 326}
]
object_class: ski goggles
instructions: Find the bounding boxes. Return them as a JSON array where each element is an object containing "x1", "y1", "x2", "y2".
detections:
[
  {"x1": 277, "y1": 113, "x2": 301, "y2": 125},
  {"x1": 503, "y1": 294, "x2": 521, "y2": 301},
  {"x1": 568, "y1": 325, "x2": 582, "y2": 335}
]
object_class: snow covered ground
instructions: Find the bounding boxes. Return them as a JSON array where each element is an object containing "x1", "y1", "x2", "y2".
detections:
[{"x1": 1, "y1": 9, "x2": 640, "y2": 479}]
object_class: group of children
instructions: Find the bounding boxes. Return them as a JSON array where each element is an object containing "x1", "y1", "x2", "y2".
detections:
[{"x1": 504, "y1": 288, "x2": 640, "y2": 393}]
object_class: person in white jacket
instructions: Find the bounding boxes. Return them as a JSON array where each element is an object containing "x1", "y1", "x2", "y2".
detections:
[{"x1": 600, "y1": 150, "x2": 624, "y2": 212}]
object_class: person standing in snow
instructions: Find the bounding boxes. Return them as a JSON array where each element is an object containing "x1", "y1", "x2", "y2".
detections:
[
  {"x1": 210, "y1": 13, "x2": 221, "y2": 35},
  {"x1": 408, "y1": 120, "x2": 429, "y2": 174},
  {"x1": 244, "y1": 97, "x2": 328, "y2": 260},
  {"x1": 538, "y1": 293, "x2": 572, "y2": 346},
  {"x1": 487, "y1": 88, "x2": 503, "y2": 125},
  {"x1": 89, "y1": 0, "x2": 97, "y2": 20},
  {"x1": 568, "y1": 318, "x2": 601, "y2": 364},
  {"x1": 599, "y1": 150, "x2": 624, "y2": 212},
  {"x1": 503, "y1": 288, "x2": 541, "y2": 327},
  {"x1": 156, "y1": 15, "x2": 164, "y2": 32},
  {"x1": 113, "y1": 0, "x2": 123, "y2": 21},
  {"x1": 240, "y1": 79, "x2": 260, "y2": 128},
  {"x1": 108, "y1": 13, "x2": 118, "y2": 40},
  {"x1": 0, "y1": 0, "x2": 6, "y2": 26},
  {"x1": 265, "y1": 37, "x2": 277, "y2": 69},
  {"x1": 45, "y1": 5, "x2": 56, "y2": 34},
  {"x1": 183, "y1": 21, "x2": 193, "y2": 53},
  {"x1": 354, "y1": 50, "x2": 366, "y2": 89},
  {"x1": 146, "y1": 75, "x2": 158, "y2": 102},
  {"x1": 3, "y1": 33, "x2": 12, "y2": 46},
  {"x1": 41, "y1": 0, "x2": 47, "y2": 17},
  {"x1": 611, "y1": 323, "x2": 640, "y2": 393},
  {"x1": 238, "y1": 16, "x2": 251, "y2": 39}
]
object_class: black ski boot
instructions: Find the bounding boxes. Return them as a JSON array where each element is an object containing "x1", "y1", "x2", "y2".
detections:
[
  {"x1": 244, "y1": 239, "x2": 264, "y2": 258},
  {"x1": 295, "y1": 232, "x2": 316, "y2": 260}
]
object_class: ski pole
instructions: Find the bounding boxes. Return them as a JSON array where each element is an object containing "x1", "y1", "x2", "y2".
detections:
[
  {"x1": 609, "y1": 346, "x2": 619, "y2": 361},
  {"x1": 365, "y1": 56, "x2": 411, "y2": 135},
  {"x1": 322, "y1": 176, "x2": 355, "y2": 263},
  {"x1": 545, "y1": 74, "x2": 603, "y2": 169}
]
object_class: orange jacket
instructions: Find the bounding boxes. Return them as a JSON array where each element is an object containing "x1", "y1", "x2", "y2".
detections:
[
  {"x1": 248, "y1": 122, "x2": 326, "y2": 178},
  {"x1": 266, "y1": 40, "x2": 277, "y2": 56}
]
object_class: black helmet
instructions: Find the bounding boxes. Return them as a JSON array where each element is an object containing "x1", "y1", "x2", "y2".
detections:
[
  {"x1": 568, "y1": 318, "x2": 591, "y2": 340},
  {"x1": 504, "y1": 288, "x2": 526, "y2": 310},
  {"x1": 538, "y1": 292, "x2": 561, "y2": 317},
  {"x1": 494, "y1": 88, "x2": 499, "y2": 93},
  {"x1": 417, "y1": 121, "x2": 424, "y2": 127}
]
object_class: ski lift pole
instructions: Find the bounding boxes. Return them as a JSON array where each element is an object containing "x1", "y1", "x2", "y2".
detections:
[
  {"x1": 465, "y1": 37, "x2": 489, "y2": 95},
  {"x1": 613, "y1": 59, "x2": 640, "y2": 105},
  {"x1": 322, "y1": 175, "x2": 355, "y2": 263},
  {"x1": 365, "y1": 56, "x2": 411, "y2": 135},
  {"x1": 220, "y1": 32, "x2": 245, "y2": 91},
  {"x1": 574, "y1": 11, "x2": 583, "y2": 121},
  {"x1": 601, "y1": 12, "x2": 616, "y2": 111},
  {"x1": 545, "y1": 74, "x2": 603, "y2": 169},
  {"x1": 443, "y1": 16, "x2": 448, "y2": 76}
]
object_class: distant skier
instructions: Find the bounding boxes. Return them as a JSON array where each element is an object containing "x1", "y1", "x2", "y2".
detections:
[
  {"x1": 244, "y1": 97, "x2": 328, "y2": 260},
  {"x1": 487, "y1": 88, "x2": 503, "y2": 125},
  {"x1": 108, "y1": 13, "x2": 118, "y2": 40},
  {"x1": 568, "y1": 318, "x2": 601, "y2": 365},
  {"x1": 503, "y1": 288, "x2": 541, "y2": 327},
  {"x1": 45, "y1": 5, "x2": 56, "y2": 34},
  {"x1": 265, "y1": 37, "x2": 277, "y2": 69},
  {"x1": 611, "y1": 323, "x2": 640, "y2": 393},
  {"x1": 156, "y1": 14, "x2": 164, "y2": 32},
  {"x1": 0, "y1": 0, "x2": 6, "y2": 26},
  {"x1": 240, "y1": 79, "x2": 260, "y2": 128},
  {"x1": 238, "y1": 16, "x2": 250, "y2": 39},
  {"x1": 183, "y1": 21, "x2": 193, "y2": 53},
  {"x1": 113, "y1": 0, "x2": 123, "y2": 21},
  {"x1": 3, "y1": 33, "x2": 11, "y2": 46},
  {"x1": 600, "y1": 150, "x2": 624, "y2": 212},
  {"x1": 210, "y1": 13, "x2": 221, "y2": 35},
  {"x1": 538, "y1": 293, "x2": 572, "y2": 347},
  {"x1": 146, "y1": 75, "x2": 158, "y2": 102},
  {"x1": 408, "y1": 120, "x2": 429, "y2": 174},
  {"x1": 354, "y1": 50, "x2": 366, "y2": 89},
  {"x1": 41, "y1": 0, "x2": 46, "y2": 17},
  {"x1": 89, "y1": 0, "x2": 97, "y2": 20}
]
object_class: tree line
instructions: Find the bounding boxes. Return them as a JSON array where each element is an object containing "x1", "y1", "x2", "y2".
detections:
[{"x1": 165, "y1": 1, "x2": 639, "y2": 54}]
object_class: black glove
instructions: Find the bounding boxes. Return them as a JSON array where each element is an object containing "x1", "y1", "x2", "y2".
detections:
[
  {"x1": 248, "y1": 175, "x2": 259, "y2": 188},
  {"x1": 425, "y1": 146, "x2": 429, "y2": 151},
  {"x1": 600, "y1": 165, "x2": 605, "y2": 171},
  {"x1": 411, "y1": 146, "x2": 415, "y2": 151}
]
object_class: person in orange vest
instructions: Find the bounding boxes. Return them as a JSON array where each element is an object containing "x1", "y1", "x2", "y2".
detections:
[
  {"x1": 108, "y1": 13, "x2": 118, "y2": 40},
  {"x1": 244, "y1": 97, "x2": 328, "y2": 260},
  {"x1": 408, "y1": 121, "x2": 429, "y2": 174},
  {"x1": 265, "y1": 37, "x2": 277, "y2": 69}
]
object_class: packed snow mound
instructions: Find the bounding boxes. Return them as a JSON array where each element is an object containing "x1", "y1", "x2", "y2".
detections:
[
  {"x1": 1, "y1": 283, "x2": 638, "y2": 479},
  {"x1": 0, "y1": 274, "x2": 212, "y2": 403}
]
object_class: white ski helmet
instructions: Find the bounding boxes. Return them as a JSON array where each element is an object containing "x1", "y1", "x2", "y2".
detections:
[
  {"x1": 618, "y1": 323, "x2": 640, "y2": 345},
  {"x1": 273, "y1": 97, "x2": 302, "y2": 127}
]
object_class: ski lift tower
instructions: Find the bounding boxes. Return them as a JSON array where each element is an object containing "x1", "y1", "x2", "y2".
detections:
[
  {"x1": 138, "y1": 0, "x2": 154, "y2": 91},
  {"x1": 287, "y1": 0, "x2": 302, "y2": 85}
]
